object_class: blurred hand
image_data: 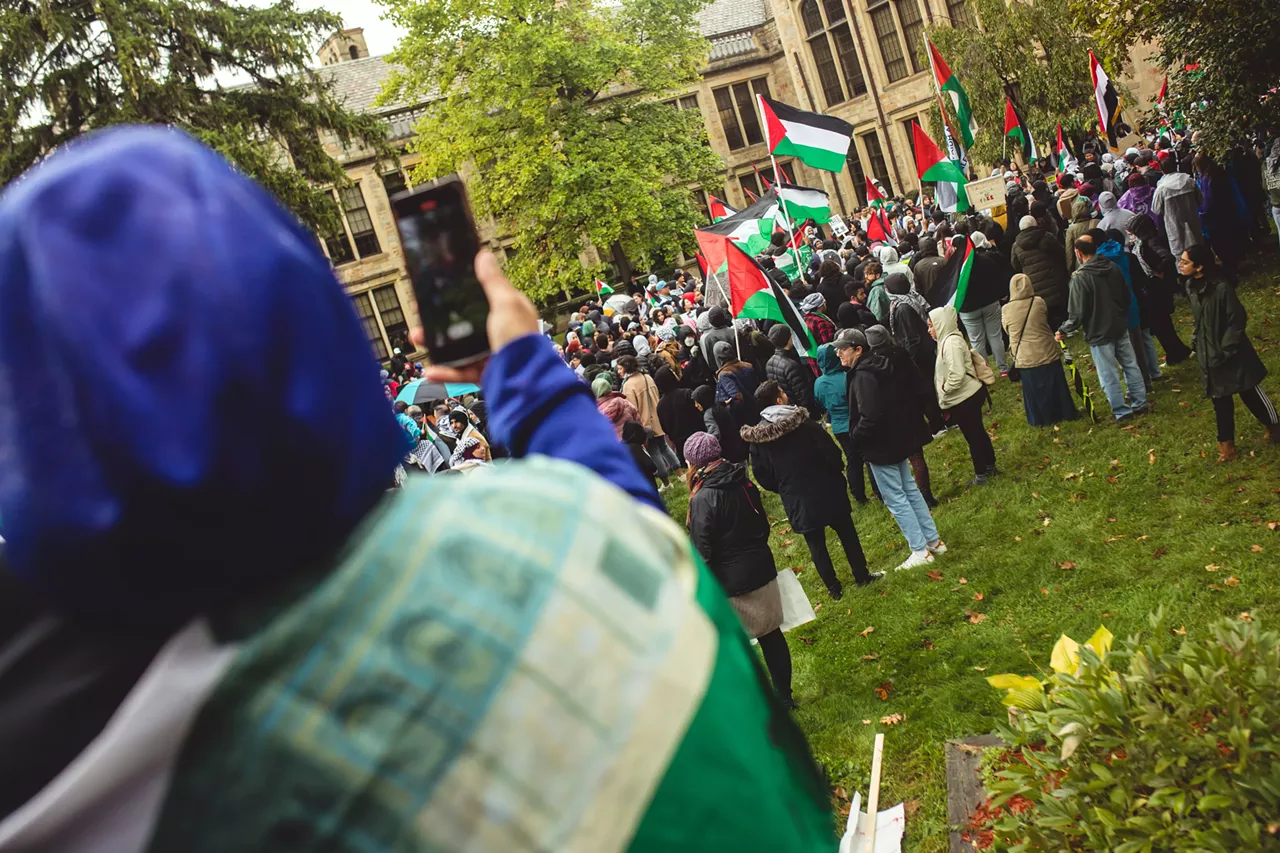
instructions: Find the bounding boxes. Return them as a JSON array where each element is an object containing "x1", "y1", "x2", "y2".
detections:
[
  {"x1": 1054, "y1": 331, "x2": 1065, "y2": 342},
  {"x1": 411, "y1": 250, "x2": 540, "y2": 385}
]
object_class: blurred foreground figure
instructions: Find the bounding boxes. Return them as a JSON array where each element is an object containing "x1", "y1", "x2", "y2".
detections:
[{"x1": 0, "y1": 127, "x2": 830, "y2": 853}]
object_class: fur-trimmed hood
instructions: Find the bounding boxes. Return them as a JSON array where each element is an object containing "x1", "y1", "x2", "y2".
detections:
[{"x1": 739, "y1": 408, "x2": 807, "y2": 443}]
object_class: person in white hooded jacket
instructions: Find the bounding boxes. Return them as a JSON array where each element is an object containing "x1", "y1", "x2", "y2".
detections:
[
  {"x1": 1151, "y1": 165, "x2": 1205, "y2": 257},
  {"x1": 878, "y1": 245, "x2": 914, "y2": 287},
  {"x1": 928, "y1": 305, "x2": 999, "y2": 485}
]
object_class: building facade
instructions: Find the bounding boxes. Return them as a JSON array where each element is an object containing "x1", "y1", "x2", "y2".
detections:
[{"x1": 314, "y1": 5, "x2": 1159, "y2": 361}]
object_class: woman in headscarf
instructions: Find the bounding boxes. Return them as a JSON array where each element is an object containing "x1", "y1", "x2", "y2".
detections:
[
  {"x1": 593, "y1": 374, "x2": 640, "y2": 437},
  {"x1": 1126, "y1": 214, "x2": 1192, "y2": 365},
  {"x1": 684, "y1": 432, "x2": 795, "y2": 709},
  {"x1": 1002, "y1": 274, "x2": 1079, "y2": 427},
  {"x1": 652, "y1": 324, "x2": 682, "y2": 378},
  {"x1": 0, "y1": 127, "x2": 833, "y2": 852},
  {"x1": 929, "y1": 305, "x2": 998, "y2": 484}
]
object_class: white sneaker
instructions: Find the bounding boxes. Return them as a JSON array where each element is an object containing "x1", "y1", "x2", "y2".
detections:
[
  {"x1": 895, "y1": 549, "x2": 934, "y2": 571},
  {"x1": 927, "y1": 540, "x2": 948, "y2": 556}
]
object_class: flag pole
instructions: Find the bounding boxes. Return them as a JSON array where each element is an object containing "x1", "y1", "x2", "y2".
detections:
[
  {"x1": 925, "y1": 34, "x2": 972, "y2": 176},
  {"x1": 758, "y1": 94, "x2": 806, "y2": 285}
]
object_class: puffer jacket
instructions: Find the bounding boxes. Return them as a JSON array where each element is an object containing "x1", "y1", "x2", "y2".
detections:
[
  {"x1": 766, "y1": 349, "x2": 816, "y2": 416},
  {"x1": 812, "y1": 344, "x2": 850, "y2": 432},
  {"x1": 687, "y1": 461, "x2": 777, "y2": 598},
  {"x1": 928, "y1": 305, "x2": 984, "y2": 410},
  {"x1": 1188, "y1": 272, "x2": 1268, "y2": 399},
  {"x1": 740, "y1": 407, "x2": 849, "y2": 533},
  {"x1": 1002, "y1": 274, "x2": 1060, "y2": 369},
  {"x1": 596, "y1": 391, "x2": 640, "y2": 437},
  {"x1": 1064, "y1": 198, "x2": 1101, "y2": 273},
  {"x1": 1009, "y1": 226, "x2": 1069, "y2": 313}
]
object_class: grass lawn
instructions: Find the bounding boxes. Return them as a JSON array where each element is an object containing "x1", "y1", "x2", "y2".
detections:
[{"x1": 663, "y1": 251, "x2": 1280, "y2": 852}]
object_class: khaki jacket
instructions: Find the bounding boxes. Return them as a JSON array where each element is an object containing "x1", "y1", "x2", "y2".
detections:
[
  {"x1": 622, "y1": 372, "x2": 664, "y2": 436},
  {"x1": 1002, "y1": 274, "x2": 1062, "y2": 369},
  {"x1": 928, "y1": 306, "x2": 984, "y2": 410}
]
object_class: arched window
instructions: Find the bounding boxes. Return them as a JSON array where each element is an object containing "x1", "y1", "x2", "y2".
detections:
[
  {"x1": 348, "y1": 44, "x2": 359, "y2": 60},
  {"x1": 799, "y1": 0, "x2": 867, "y2": 108}
]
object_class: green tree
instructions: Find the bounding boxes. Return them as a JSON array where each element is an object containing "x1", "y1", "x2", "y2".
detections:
[
  {"x1": 0, "y1": 0, "x2": 392, "y2": 232},
  {"x1": 927, "y1": 0, "x2": 1125, "y2": 169},
  {"x1": 1074, "y1": 0, "x2": 1280, "y2": 154},
  {"x1": 377, "y1": 0, "x2": 725, "y2": 302}
]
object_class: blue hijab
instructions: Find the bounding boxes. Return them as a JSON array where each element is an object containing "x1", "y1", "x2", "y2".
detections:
[{"x1": 0, "y1": 127, "x2": 405, "y2": 626}]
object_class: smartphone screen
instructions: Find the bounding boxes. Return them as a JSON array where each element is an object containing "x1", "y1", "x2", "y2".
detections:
[{"x1": 392, "y1": 179, "x2": 490, "y2": 366}]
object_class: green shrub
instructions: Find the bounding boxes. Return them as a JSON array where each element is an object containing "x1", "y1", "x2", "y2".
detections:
[{"x1": 985, "y1": 611, "x2": 1280, "y2": 852}]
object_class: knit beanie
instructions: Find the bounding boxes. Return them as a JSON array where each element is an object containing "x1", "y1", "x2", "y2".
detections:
[
  {"x1": 864, "y1": 325, "x2": 890, "y2": 350},
  {"x1": 767, "y1": 323, "x2": 792, "y2": 348},
  {"x1": 713, "y1": 340, "x2": 733, "y2": 363},
  {"x1": 683, "y1": 432, "x2": 722, "y2": 470}
]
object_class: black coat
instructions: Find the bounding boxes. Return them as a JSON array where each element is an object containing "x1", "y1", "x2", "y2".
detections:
[
  {"x1": 848, "y1": 348, "x2": 932, "y2": 465},
  {"x1": 766, "y1": 350, "x2": 816, "y2": 415},
  {"x1": 959, "y1": 248, "x2": 1012, "y2": 312},
  {"x1": 657, "y1": 388, "x2": 704, "y2": 465},
  {"x1": 1010, "y1": 226, "x2": 1070, "y2": 311},
  {"x1": 1188, "y1": 273, "x2": 1268, "y2": 398},
  {"x1": 818, "y1": 273, "x2": 855, "y2": 316},
  {"x1": 687, "y1": 462, "x2": 777, "y2": 596},
  {"x1": 741, "y1": 408, "x2": 849, "y2": 533}
]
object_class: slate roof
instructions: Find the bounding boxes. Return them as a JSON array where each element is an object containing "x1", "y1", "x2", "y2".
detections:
[{"x1": 321, "y1": 0, "x2": 771, "y2": 113}]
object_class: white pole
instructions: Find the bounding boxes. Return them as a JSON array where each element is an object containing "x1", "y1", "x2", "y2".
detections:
[
  {"x1": 859, "y1": 732, "x2": 886, "y2": 853},
  {"x1": 758, "y1": 94, "x2": 806, "y2": 283}
]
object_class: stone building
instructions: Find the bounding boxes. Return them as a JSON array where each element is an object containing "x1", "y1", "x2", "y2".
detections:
[{"x1": 314, "y1": 5, "x2": 1159, "y2": 361}]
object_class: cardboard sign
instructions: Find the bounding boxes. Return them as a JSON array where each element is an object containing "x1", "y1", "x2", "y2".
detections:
[
  {"x1": 829, "y1": 214, "x2": 850, "y2": 236},
  {"x1": 964, "y1": 175, "x2": 1007, "y2": 211}
]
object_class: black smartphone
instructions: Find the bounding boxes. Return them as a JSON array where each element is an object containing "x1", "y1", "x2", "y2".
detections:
[{"x1": 391, "y1": 177, "x2": 490, "y2": 366}]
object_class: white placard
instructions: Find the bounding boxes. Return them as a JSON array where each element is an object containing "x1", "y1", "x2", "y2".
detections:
[{"x1": 964, "y1": 175, "x2": 1007, "y2": 211}]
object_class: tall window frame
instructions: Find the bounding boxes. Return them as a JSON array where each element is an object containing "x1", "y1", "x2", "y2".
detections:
[
  {"x1": 798, "y1": 0, "x2": 868, "y2": 108},
  {"x1": 947, "y1": 0, "x2": 974, "y2": 27},
  {"x1": 712, "y1": 77, "x2": 772, "y2": 152},
  {"x1": 351, "y1": 291, "x2": 389, "y2": 361},
  {"x1": 861, "y1": 131, "x2": 894, "y2": 197},
  {"x1": 895, "y1": 0, "x2": 927, "y2": 75},
  {"x1": 371, "y1": 285, "x2": 410, "y2": 356},
  {"x1": 867, "y1": 1, "x2": 908, "y2": 83},
  {"x1": 846, "y1": 144, "x2": 868, "y2": 207},
  {"x1": 338, "y1": 183, "x2": 381, "y2": 258}
]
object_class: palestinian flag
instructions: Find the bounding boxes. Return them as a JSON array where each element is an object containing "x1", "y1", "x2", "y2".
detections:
[
  {"x1": 925, "y1": 37, "x2": 977, "y2": 148},
  {"x1": 928, "y1": 234, "x2": 974, "y2": 309},
  {"x1": 708, "y1": 195, "x2": 736, "y2": 222},
  {"x1": 774, "y1": 242, "x2": 815, "y2": 283},
  {"x1": 594, "y1": 278, "x2": 614, "y2": 297},
  {"x1": 776, "y1": 183, "x2": 832, "y2": 225},
  {"x1": 727, "y1": 242, "x2": 818, "y2": 358},
  {"x1": 1054, "y1": 123, "x2": 1077, "y2": 176},
  {"x1": 1089, "y1": 50, "x2": 1123, "y2": 150},
  {"x1": 863, "y1": 176, "x2": 893, "y2": 241},
  {"x1": 912, "y1": 122, "x2": 967, "y2": 185},
  {"x1": 759, "y1": 95, "x2": 854, "y2": 173},
  {"x1": 941, "y1": 124, "x2": 972, "y2": 213},
  {"x1": 694, "y1": 193, "x2": 781, "y2": 272},
  {"x1": 1002, "y1": 97, "x2": 1039, "y2": 163},
  {"x1": 743, "y1": 186, "x2": 759, "y2": 202}
]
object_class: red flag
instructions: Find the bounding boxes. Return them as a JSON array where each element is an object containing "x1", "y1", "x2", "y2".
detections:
[
  {"x1": 695, "y1": 251, "x2": 709, "y2": 277},
  {"x1": 743, "y1": 186, "x2": 759, "y2": 202},
  {"x1": 1003, "y1": 98, "x2": 1018, "y2": 137},
  {"x1": 1157, "y1": 75, "x2": 1168, "y2": 105},
  {"x1": 752, "y1": 161, "x2": 772, "y2": 190},
  {"x1": 864, "y1": 176, "x2": 885, "y2": 204},
  {"x1": 707, "y1": 195, "x2": 734, "y2": 221},
  {"x1": 866, "y1": 208, "x2": 893, "y2": 242},
  {"x1": 776, "y1": 162, "x2": 792, "y2": 185},
  {"x1": 911, "y1": 122, "x2": 965, "y2": 184}
]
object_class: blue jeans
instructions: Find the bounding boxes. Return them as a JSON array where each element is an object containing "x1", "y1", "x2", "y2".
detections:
[
  {"x1": 1142, "y1": 330, "x2": 1161, "y2": 378},
  {"x1": 1090, "y1": 334, "x2": 1148, "y2": 419},
  {"x1": 868, "y1": 459, "x2": 938, "y2": 552}
]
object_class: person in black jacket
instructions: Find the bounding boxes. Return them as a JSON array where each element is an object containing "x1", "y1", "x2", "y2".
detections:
[
  {"x1": 684, "y1": 432, "x2": 793, "y2": 707},
  {"x1": 816, "y1": 258, "x2": 856, "y2": 316},
  {"x1": 691, "y1": 384, "x2": 749, "y2": 462},
  {"x1": 741, "y1": 381, "x2": 882, "y2": 599},
  {"x1": 838, "y1": 331, "x2": 945, "y2": 572},
  {"x1": 958, "y1": 231, "x2": 1012, "y2": 376},
  {"x1": 837, "y1": 279, "x2": 879, "y2": 329},
  {"x1": 765, "y1": 323, "x2": 817, "y2": 417},
  {"x1": 620, "y1": 420, "x2": 658, "y2": 489},
  {"x1": 654, "y1": 366, "x2": 704, "y2": 467}
]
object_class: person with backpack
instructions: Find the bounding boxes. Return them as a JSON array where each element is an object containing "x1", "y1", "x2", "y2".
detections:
[{"x1": 928, "y1": 306, "x2": 998, "y2": 484}]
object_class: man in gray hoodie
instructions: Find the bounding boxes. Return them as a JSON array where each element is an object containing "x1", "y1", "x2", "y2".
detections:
[
  {"x1": 1056, "y1": 237, "x2": 1148, "y2": 421},
  {"x1": 1151, "y1": 163, "x2": 1205, "y2": 257},
  {"x1": 1097, "y1": 191, "x2": 1136, "y2": 236}
]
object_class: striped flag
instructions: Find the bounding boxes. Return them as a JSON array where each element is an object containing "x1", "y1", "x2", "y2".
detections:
[
  {"x1": 759, "y1": 95, "x2": 854, "y2": 173},
  {"x1": 925, "y1": 37, "x2": 977, "y2": 148},
  {"x1": 1003, "y1": 96, "x2": 1039, "y2": 163},
  {"x1": 929, "y1": 234, "x2": 974, "y2": 309},
  {"x1": 708, "y1": 195, "x2": 736, "y2": 222},
  {"x1": 1054, "y1": 124, "x2": 1078, "y2": 176},
  {"x1": 727, "y1": 242, "x2": 818, "y2": 358},
  {"x1": 1089, "y1": 50, "x2": 1124, "y2": 151},
  {"x1": 775, "y1": 183, "x2": 832, "y2": 224},
  {"x1": 594, "y1": 278, "x2": 614, "y2": 297},
  {"x1": 912, "y1": 122, "x2": 967, "y2": 185}
]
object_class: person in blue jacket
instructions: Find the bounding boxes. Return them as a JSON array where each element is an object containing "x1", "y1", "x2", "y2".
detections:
[
  {"x1": 812, "y1": 343, "x2": 871, "y2": 503},
  {"x1": 0, "y1": 127, "x2": 833, "y2": 852}
]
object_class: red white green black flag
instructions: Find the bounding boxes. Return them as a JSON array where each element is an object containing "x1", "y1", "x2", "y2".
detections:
[{"x1": 726, "y1": 242, "x2": 818, "y2": 357}]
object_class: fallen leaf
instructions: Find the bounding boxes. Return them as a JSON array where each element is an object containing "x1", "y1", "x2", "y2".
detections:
[
  {"x1": 813, "y1": 603, "x2": 823, "y2": 612},
  {"x1": 1206, "y1": 564, "x2": 1220, "y2": 572},
  {"x1": 862, "y1": 719, "x2": 872, "y2": 725},
  {"x1": 925, "y1": 569, "x2": 944, "y2": 582},
  {"x1": 1268, "y1": 821, "x2": 1280, "y2": 835},
  {"x1": 965, "y1": 610, "x2": 987, "y2": 624},
  {"x1": 1015, "y1": 535, "x2": 1022, "y2": 542},
  {"x1": 922, "y1": 639, "x2": 935, "y2": 650},
  {"x1": 880, "y1": 713, "x2": 904, "y2": 725},
  {"x1": 1107, "y1": 516, "x2": 1117, "y2": 523},
  {"x1": 959, "y1": 577, "x2": 968, "y2": 584},
  {"x1": 1032, "y1": 492, "x2": 1040, "y2": 499},
  {"x1": 1224, "y1": 576, "x2": 1241, "y2": 587},
  {"x1": 1137, "y1": 535, "x2": 1149, "y2": 540},
  {"x1": 1268, "y1": 521, "x2": 1279, "y2": 531},
  {"x1": 972, "y1": 665, "x2": 987, "y2": 671},
  {"x1": 904, "y1": 799, "x2": 921, "y2": 820},
  {"x1": 781, "y1": 526, "x2": 792, "y2": 535},
  {"x1": 846, "y1": 608, "x2": 852, "y2": 615},
  {"x1": 1043, "y1": 517, "x2": 1052, "y2": 527},
  {"x1": 791, "y1": 566, "x2": 805, "y2": 575},
  {"x1": 1148, "y1": 449, "x2": 1156, "y2": 465},
  {"x1": 1110, "y1": 458, "x2": 1120, "y2": 467},
  {"x1": 973, "y1": 592, "x2": 984, "y2": 601},
  {"x1": 1179, "y1": 401, "x2": 1189, "y2": 407},
  {"x1": 1252, "y1": 544, "x2": 1264, "y2": 552},
  {"x1": 798, "y1": 636, "x2": 814, "y2": 645},
  {"x1": 1102, "y1": 612, "x2": 1111, "y2": 617},
  {"x1": 1171, "y1": 625, "x2": 1187, "y2": 636},
  {"x1": 1040, "y1": 588, "x2": 1050, "y2": 595},
  {"x1": 859, "y1": 625, "x2": 875, "y2": 637},
  {"x1": 1240, "y1": 611, "x2": 1254, "y2": 622},
  {"x1": 1059, "y1": 560, "x2": 1077, "y2": 570},
  {"x1": 874, "y1": 681, "x2": 893, "y2": 701},
  {"x1": 862, "y1": 653, "x2": 880, "y2": 661},
  {"x1": 1103, "y1": 535, "x2": 1125, "y2": 543},
  {"x1": 833, "y1": 786, "x2": 848, "y2": 801},
  {"x1": 1153, "y1": 547, "x2": 1169, "y2": 558}
]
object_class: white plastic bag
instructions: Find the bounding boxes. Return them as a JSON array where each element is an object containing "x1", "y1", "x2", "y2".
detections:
[{"x1": 777, "y1": 569, "x2": 816, "y2": 633}]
